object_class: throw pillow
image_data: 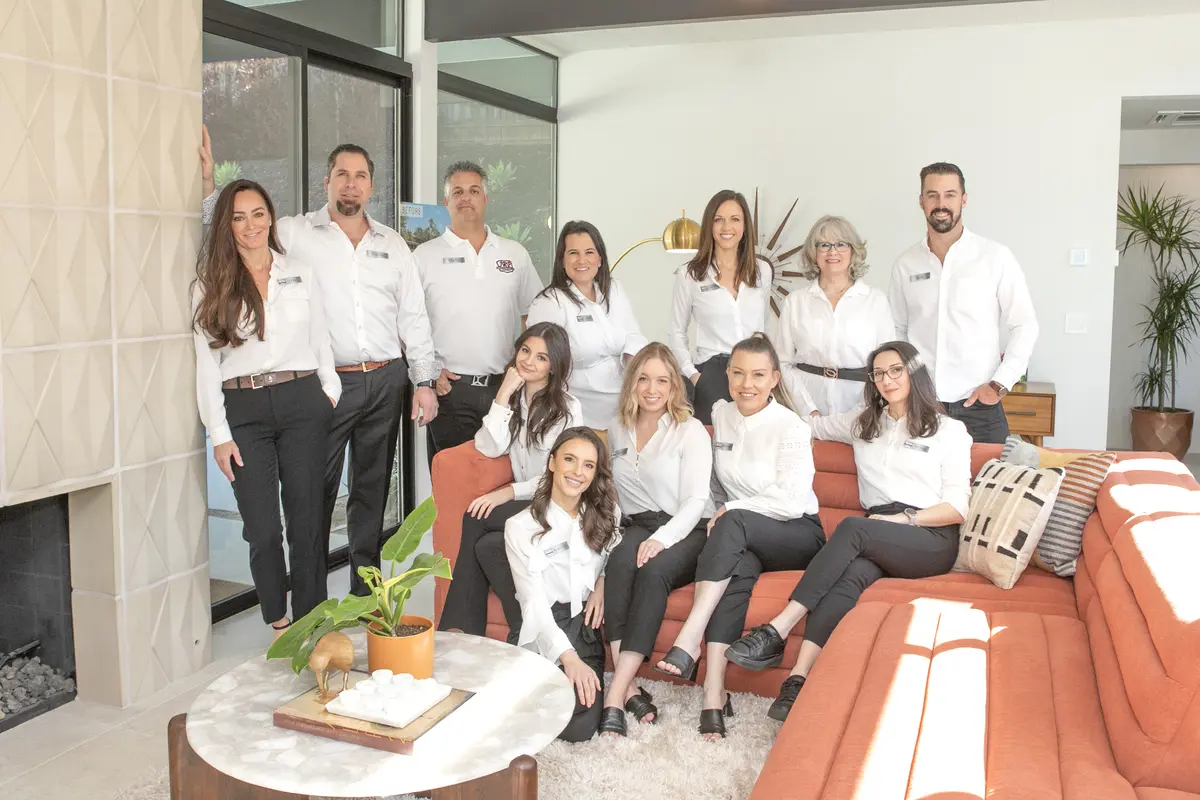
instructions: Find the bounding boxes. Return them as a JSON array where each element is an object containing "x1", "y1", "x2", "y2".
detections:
[
  {"x1": 955, "y1": 459, "x2": 1065, "y2": 589},
  {"x1": 999, "y1": 436, "x2": 1116, "y2": 577}
]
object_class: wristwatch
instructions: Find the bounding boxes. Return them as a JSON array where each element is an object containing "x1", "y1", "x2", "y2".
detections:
[
  {"x1": 989, "y1": 380, "x2": 1009, "y2": 397},
  {"x1": 415, "y1": 380, "x2": 435, "y2": 388},
  {"x1": 903, "y1": 508, "x2": 920, "y2": 525}
]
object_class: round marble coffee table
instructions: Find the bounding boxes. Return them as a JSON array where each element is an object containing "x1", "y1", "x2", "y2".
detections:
[{"x1": 185, "y1": 631, "x2": 575, "y2": 798}]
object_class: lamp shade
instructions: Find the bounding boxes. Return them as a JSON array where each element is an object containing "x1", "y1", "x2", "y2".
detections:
[{"x1": 662, "y1": 212, "x2": 701, "y2": 254}]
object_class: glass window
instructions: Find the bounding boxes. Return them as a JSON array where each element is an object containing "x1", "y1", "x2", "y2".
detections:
[
  {"x1": 230, "y1": 0, "x2": 401, "y2": 56},
  {"x1": 437, "y1": 91, "x2": 556, "y2": 279},
  {"x1": 438, "y1": 39, "x2": 556, "y2": 107}
]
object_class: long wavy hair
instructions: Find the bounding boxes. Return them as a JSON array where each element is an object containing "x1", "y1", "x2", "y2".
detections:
[
  {"x1": 685, "y1": 190, "x2": 763, "y2": 288},
  {"x1": 538, "y1": 220, "x2": 612, "y2": 311},
  {"x1": 192, "y1": 180, "x2": 283, "y2": 348},
  {"x1": 729, "y1": 333, "x2": 794, "y2": 412},
  {"x1": 530, "y1": 427, "x2": 619, "y2": 554},
  {"x1": 854, "y1": 340, "x2": 942, "y2": 441},
  {"x1": 506, "y1": 322, "x2": 574, "y2": 449},
  {"x1": 616, "y1": 342, "x2": 692, "y2": 431}
]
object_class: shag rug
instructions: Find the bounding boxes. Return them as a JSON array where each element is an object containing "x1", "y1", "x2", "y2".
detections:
[{"x1": 110, "y1": 677, "x2": 777, "y2": 800}]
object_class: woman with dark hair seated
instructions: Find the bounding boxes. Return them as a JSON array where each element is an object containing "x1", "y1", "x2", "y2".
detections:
[{"x1": 724, "y1": 340, "x2": 971, "y2": 721}]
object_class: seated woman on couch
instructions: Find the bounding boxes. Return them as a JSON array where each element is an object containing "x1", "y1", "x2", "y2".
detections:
[
  {"x1": 654, "y1": 333, "x2": 825, "y2": 741},
  {"x1": 437, "y1": 322, "x2": 581, "y2": 637},
  {"x1": 505, "y1": 427, "x2": 621, "y2": 742},
  {"x1": 724, "y1": 340, "x2": 971, "y2": 722},
  {"x1": 599, "y1": 343, "x2": 714, "y2": 737}
]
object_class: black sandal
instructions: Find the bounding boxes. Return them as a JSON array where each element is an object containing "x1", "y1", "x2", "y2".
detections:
[
  {"x1": 697, "y1": 694, "x2": 735, "y2": 739},
  {"x1": 625, "y1": 686, "x2": 658, "y2": 725},
  {"x1": 653, "y1": 646, "x2": 699, "y2": 682},
  {"x1": 271, "y1": 619, "x2": 291, "y2": 631},
  {"x1": 598, "y1": 707, "x2": 627, "y2": 737}
]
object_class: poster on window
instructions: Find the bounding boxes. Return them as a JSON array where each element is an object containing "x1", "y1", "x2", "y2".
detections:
[{"x1": 398, "y1": 203, "x2": 451, "y2": 250}]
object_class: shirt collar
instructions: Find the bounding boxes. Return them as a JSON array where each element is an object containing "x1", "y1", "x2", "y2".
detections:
[
  {"x1": 312, "y1": 204, "x2": 381, "y2": 238},
  {"x1": 442, "y1": 224, "x2": 494, "y2": 249},
  {"x1": 739, "y1": 397, "x2": 779, "y2": 431},
  {"x1": 567, "y1": 282, "x2": 603, "y2": 305},
  {"x1": 921, "y1": 224, "x2": 974, "y2": 256}
]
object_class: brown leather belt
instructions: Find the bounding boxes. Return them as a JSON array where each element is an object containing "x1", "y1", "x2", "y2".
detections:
[
  {"x1": 335, "y1": 359, "x2": 392, "y2": 374},
  {"x1": 222, "y1": 370, "x2": 315, "y2": 390}
]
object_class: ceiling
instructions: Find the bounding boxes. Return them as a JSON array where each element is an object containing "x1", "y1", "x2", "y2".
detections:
[{"x1": 1121, "y1": 96, "x2": 1200, "y2": 131}]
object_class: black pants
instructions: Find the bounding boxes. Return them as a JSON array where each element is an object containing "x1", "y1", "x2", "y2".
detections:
[
  {"x1": 437, "y1": 499, "x2": 528, "y2": 637},
  {"x1": 687, "y1": 354, "x2": 731, "y2": 426},
  {"x1": 225, "y1": 374, "x2": 332, "y2": 624},
  {"x1": 697, "y1": 510, "x2": 826, "y2": 644},
  {"x1": 321, "y1": 358, "x2": 407, "y2": 596},
  {"x1": 426, "y1": 377, "x2": 500, "y2": 468},
  {"x1": 942, "y1": 397, "x2": 1009, "y2": 444},
  {"x1": 604, "y1": 511, "x2": 708, "y2": 657},
  {"x1": 790, "y1": 503, "x2": 959, "y2": 646},
  {"x1": 551, "y1": 602, "x2": 606, "y2": 743}
]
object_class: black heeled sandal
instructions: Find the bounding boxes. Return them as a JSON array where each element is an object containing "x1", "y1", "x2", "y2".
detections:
[
  {"x1": 653, "y1": 646, "x2": 699, "y2": 682},
  {"x1": 625, "y1": 686, "x2": 658, "y2": 725},
  {"x1": 598, "y1": 706, "x2": 627, "y2": 737},
  {"x1": 698, "y1": 693, "x2": 735, "y2": 739}
]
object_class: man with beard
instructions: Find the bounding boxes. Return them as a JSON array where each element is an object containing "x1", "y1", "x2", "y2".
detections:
[
  {"x1": 200, "y1": 130, "x2": 439, "y2": 595},
  {"x1": 888, "y1": 162, "x2": 1038, "y2": 443}
]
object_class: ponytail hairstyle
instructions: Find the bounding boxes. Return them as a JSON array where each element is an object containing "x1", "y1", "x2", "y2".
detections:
[
  {"x1": 729, "y1": 333, "x2": 794, "y2": 411},
  {"x1": 530, "y1": 427, "x2": 619, "y2": 554},
  {"x1": 506, "y1": 322, "x2": 574, "y2": 449},
  {"x1": 854, "y1": 340, "x2": 942, "y2": 442}
]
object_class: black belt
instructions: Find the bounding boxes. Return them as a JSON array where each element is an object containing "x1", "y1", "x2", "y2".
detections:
[
  {"x1": 456, "y1": 373, "x2": 502, "y2": 387},
  {"x1": 796, "y1": 363, "x2": 869, "y2": 382}
]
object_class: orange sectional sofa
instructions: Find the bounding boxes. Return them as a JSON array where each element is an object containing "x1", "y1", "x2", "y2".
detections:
[{"x1": 431, "y1": 440, "x2": 1200, "y2": 799}]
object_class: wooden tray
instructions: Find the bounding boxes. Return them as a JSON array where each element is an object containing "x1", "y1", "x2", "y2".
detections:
[{"x1": 273, "y1": 671, "x2": 474, "y2": 754}]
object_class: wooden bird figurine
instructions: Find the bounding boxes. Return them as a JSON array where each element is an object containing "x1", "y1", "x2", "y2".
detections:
[{"x1": 309, "y1": 631, "x2": 355, "y2": 700}]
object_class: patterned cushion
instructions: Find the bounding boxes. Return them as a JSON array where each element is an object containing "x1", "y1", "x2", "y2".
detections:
[
  {"x1": 999, "y1": 437, "x2": 1116, "y2": 577},
  {"x1": 954, "y1": 458, "x2": 1065, "y2": 589}
]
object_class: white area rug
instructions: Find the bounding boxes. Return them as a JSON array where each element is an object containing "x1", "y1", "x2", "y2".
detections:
[{"x1": 110, "y1": 677, "x2": 777, "y2": 800}]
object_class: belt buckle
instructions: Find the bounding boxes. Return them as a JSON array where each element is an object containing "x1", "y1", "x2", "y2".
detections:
[
  {"x1": 822, "y1": 367, "x2": 838, "y2": 380},
  {"x1": 250, "y1": 373, "x2": 265, "y2": 389},
  {"x1": 361, "y1": 362, "x2": 370, "y2": 373},
  {"x1": 471, "y1": 375, "x2": 488, "y2": 388}
]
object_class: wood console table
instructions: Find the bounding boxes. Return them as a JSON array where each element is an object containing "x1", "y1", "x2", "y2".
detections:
[{"x1": 1001, "y1": 381, "x2": 1056, "y2": 446}]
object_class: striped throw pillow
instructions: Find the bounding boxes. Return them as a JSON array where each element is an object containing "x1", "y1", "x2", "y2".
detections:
[
  {"x1": 1000, "y1": 437, "x2": 1115, "y2": 576},
  {"x1": 955, "y1": 459, "x2": 1065, "y2": 589}
]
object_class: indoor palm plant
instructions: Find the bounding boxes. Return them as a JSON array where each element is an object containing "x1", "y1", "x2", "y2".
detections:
[
  {"x1": 267, "y1": 496, "x2": 451, "y2": 678},
  {"x1": 1117, "y1": 185, "x2": 1200, "y2": 458}
]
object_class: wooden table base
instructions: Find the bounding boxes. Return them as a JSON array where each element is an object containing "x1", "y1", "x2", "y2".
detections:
[{"x1": 168, "y1": 714, "x2": 537, "y2": 800}]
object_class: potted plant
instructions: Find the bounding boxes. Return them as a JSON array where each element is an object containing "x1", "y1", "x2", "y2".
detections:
[
  {"x1": 267, "y1": 496, "x2": 451, "y2": 679},
  {"x1": 1117, "y1": 185, "x2": 1200, "y2": 458}
]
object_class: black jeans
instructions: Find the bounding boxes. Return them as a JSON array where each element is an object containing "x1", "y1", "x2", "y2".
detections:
[
  {"x1": 426, "y1": 377, "x2": 500, "y2": 468},
  {"x1": 604, "y1": 511, "x2": 708, "y2": 657},
  {"x1": 437, "y1": 499, "x2": 528, "y2": 637},
  {"x1": 790, "y1": 503, "x2": 959, "y2": 646},
  {"x1": 687, "y1": 354, "x2": 731, "y2": 426},
  {"x1": 552, "y1": 602, "x2": 606, "y2": 743},
  {"x1": 697, "y1": 510, "x2": 827, "y2": 644},
  {"x1": 225, "y1": 374, "x2": 332, "y2": 623},
  {"x1": 942, "y1": 397, "x2": 1009, "y2": 444},
  {"x1": 321, "y1": 358, "x2": 407, "y2": 596}
]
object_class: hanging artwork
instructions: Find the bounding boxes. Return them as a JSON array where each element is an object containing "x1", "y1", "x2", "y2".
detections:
[{"x1": 751, "y1": 189, "x2": 806, "y2": 317}]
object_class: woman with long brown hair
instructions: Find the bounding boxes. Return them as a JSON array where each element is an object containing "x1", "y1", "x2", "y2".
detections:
[
  {"x1": 438, "y1": 322, "x2": 580, "y2": 637},
  {"x1": 192, "y1": 179, "x2": 339, "y2": 638},
  {"x1": 724, "y1": 340, "x2": 971, "y2": 722},
  {"x1": 504, "y1": 427, "x2": 621, "y2": 742},
  {"x1": 669, "y1": 190, "x2": 773, "y2": 425}
]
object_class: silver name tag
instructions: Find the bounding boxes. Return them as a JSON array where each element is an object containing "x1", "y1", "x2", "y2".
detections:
[
  {"x1": 909, "y1": 272, "x2": 932, "y2": 282},
  {"x1": 576, "y1": 314, "x2": 593, "y2": 322},
  {"x1": 278, "y1": 276, "x2": 302, "y2": 285},
  {"x1": 903, "y1": 440, "x2": 930, "y2": 453},
  {"x1": 611, "y1": 447, "x2": 628, "y2": 458},
  {"x1": 365, "y1": 250, "x2": 389, "y2": 259},
  {"x1": 543, "y1": 542, "x2": 569, "y2": 557},
  {"x1": 700, "y1": 284, "x2": 720, "y2": 292},
  {"x1": 715, "y1": 442, "x2": 733, "y2": 451},
  {"x1": 442, "y1": 256, "x2": 466, "y2": 264}
]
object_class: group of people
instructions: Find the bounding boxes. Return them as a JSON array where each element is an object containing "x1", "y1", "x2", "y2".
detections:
[{"x1": 191, "y1": 129, "x2": 1039, "y2": 743}]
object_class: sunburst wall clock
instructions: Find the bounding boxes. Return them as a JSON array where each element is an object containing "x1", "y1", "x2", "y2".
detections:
[{"x1": 751, "y1": 189, "x2": 807, "y2": 317}]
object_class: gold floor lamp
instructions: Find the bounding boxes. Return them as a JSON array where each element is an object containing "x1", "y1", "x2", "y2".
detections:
[{"x1": 609, "y1": 211, "x2": 702, "y2": 273}]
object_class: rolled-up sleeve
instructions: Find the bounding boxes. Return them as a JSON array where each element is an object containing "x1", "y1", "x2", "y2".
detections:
[
  {"x1": 938, "y1": 421, "x2": 973, "y2": 518},
  {"x1": 724, "y1": 419, "x2": 818, "y2": 520},
  {"x1": 505, "y1": 520, "x2": 573, "y2": 665}
]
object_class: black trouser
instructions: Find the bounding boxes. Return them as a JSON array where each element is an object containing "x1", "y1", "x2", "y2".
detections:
[
  {"x1": 224, "y1": 374, "x2": 332, "y2": 624},
  {"x1": 437, "y1": 499, "x2": 528, "y2": 637},
  {"x1": 604, "y1": 511, "x2": 708, "y2": 657},
  {"x1": 687, "y1": 354, "x2": 731, "y2": 426},
  {"x1": 697, "y1": 509, "x2": 826, "y2": 644},
  {"x1": 942, "y1": 397, "x2": 1009, "y2": 444},
  {"x1": 551, "y1": 602, "x2": 606, "y2": 743},
  {"x1": 426, "y1": 376, "x2": 500, "y2": 468},
  {"x1": 321, "y1": 358, "x2": 407, "y2": 596},
  {"x1": 790, "y1": 503, "x2": 959, "y2": 646}
]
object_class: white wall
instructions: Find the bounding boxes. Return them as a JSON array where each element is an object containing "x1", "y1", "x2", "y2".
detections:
[
  {"x1": 1120, "y1": 129, "x2": 1200, "y2": 166},
  {"x1": 557, "y1": 11, "x2": 1200, "y2": 449}
]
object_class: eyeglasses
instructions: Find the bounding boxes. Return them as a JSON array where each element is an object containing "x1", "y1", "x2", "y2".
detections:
[
  {"x1": 868, "y1": 365, "x2": 907, "y2": 383},
  {"x1": 816, "y1": 241, "x2": 851, "y2": 253}
]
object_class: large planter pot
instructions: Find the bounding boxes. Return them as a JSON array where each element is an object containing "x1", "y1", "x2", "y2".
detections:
[
  {"x1": 1130, "y1": 407, "x2": 1195, "y2": 460},
  {"x1": 366, "y1": 615, "x2": 434, "y2": 678}
]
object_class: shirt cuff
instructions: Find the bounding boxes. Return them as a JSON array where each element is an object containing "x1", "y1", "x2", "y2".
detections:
[
  {"x1": 683, "y1": 364, "x2": 699, "y2": 380},
  {"x1": 511, "y1": 479, "x2": 536, "y2": 501},
  {"x1": 408, "y1": 358, "x2": 439, "y2": 384},
  {"x1": 208, "y1": 423, "x2": 233, "y2": 447}
]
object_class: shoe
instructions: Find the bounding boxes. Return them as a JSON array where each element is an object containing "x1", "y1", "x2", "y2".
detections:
[
  {"x1": 653, "y1": 646, "x2": 699, "y2": 682},
  {"x1": 270, "y1": 619, "x2": 291, "y2": 642},
  {"x1": 697, "y1": 694, "x2": 736, "y2": 739},
  {"x1": 768, "y1": 675, "x2": 806, "y2": 722},
  {"x1": 598, "y1": 706, "x2": 627, "y2": 737},
  {"x1": 625, "y1": 686, "x2": 658, "y2": 725},
  {"x1": 725, "y1": 624, "x2": 786, "y2": 671}
]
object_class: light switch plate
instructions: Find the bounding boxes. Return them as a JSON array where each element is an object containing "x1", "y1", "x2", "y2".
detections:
[{"x1": 1069, "y1": 248, "x2": 1089, "y2": 266}]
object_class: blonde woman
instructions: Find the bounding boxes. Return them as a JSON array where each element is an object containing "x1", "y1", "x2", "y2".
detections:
[
  {"x1": 777, "y1": 215, "x2": 894, "y2": 416},
  {"x1": 598, "y1": 343, "x2": 713, "y2": 737}
]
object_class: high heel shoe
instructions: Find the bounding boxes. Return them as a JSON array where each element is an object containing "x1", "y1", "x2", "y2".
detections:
[
  {"x1": 653, "y1": 646, "x2": 699, "y2": 682},
  {"x1": 698, "y1": 693, "x2": 735, "y2": 739},
  {"x1": 625, "y1": 686, "x2": 658, "y2": 724}
]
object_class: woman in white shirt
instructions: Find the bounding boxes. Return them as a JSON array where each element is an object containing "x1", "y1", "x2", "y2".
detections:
[
  {"x1": 598, "y1": 343, "x2": 713, "y2": 737},
  {"x1": 777, "y1": 215, "x2": 895, "y2": 416},
  {"x1": 655, "y1": 334, "x2": 825, "y2": 740},
  {"x1": 725, "y1": 340, "x2": 970, "y2": 722},
  {"x1": 192, "y1": 180, "x2": 340, "y2": 638},
  {"x1": 505, "y1": 427, "x2": 622, "y2": 742},
  {"x1": 438, "y1": 322, "x2": 580, "y2": 638},
  {"x1": 526, "y1": 221, "x2": 648, "y2": 429},
  {"x1": 669, "y1": 190, "x2": 773, "y2": 426}
]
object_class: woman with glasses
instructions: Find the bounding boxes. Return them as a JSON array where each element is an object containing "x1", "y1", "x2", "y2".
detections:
[
  {"x1": 721, "y1": 340, "x2": 971, "y2": 722},
  {"x1": 777, "y1": 215, "x2": 894, "y2": 416}
]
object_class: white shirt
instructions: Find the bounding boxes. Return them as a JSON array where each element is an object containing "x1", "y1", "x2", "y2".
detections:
[
  {"x1": 810, "y1": 411, "x2": 972, "y2": 518},
  {"x1": 474, "y1": 391, "x2": 583, "y2": 501},
  {"x1": 889, "y1": 227, "x2": 1039, "y2": 402},
  {"x1": 525, "y1": 281, "x2": 648, "y2": 429},
  {"x1": 778, "y1": 280, "x2": 896, "y2": 416},
  {"x1": 505, "y1": 501, "x2": 621, "y2": 665},
  {"x1": 414, "y1": 226, "x2": 543, "y2": 376},
  {"x1": 192, "y1": 250, "x2": 341, "y2": 446},
  {"x1": 709, "y1": 398, "x2": 820, "y2": 520},
  {"x1": 669, "y1": 261, "x2": 773, "y2": 379},
  {"x1": 609, "y1": 415, "x2": 715, "y2": 548}
]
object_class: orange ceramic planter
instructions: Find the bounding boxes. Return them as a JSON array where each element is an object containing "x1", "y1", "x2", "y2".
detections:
[{"x1": 366, "y1": 614, "x2": 434, "y2": 678}]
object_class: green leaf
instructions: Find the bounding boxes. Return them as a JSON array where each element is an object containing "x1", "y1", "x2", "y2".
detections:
[
  {"x1": 266, "y1": 598, "x2": 338, "y2": 662},
  {"x1": 381, "y1": 496, "x2": 437, "y2": 565},
  {"x1": 293, "y1": 617, "x2": 335, "y2": 675},
  {"x1": 329, "y1": 594, "x2": 378, "y2": 626}
]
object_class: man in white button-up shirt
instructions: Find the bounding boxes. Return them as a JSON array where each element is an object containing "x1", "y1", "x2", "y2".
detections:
[
  {"x1": 888, "y1": 162, "x2": 1039, "y2": 443},
  {"x1": 414, "y1": 161, "x2": 543, "y2": 463},
  {"x1": 201, "y1": 131, "x2": 438, "y2": 595}
]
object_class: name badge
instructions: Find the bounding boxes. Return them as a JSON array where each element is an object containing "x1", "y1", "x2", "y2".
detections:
[
  {"x1": 278, "y1": 276, "x2": 302, "y2": 286},
  {"x1": 442, "y1": 256, "x2": 466, "y2": 264},
  {"x1": 611, "y1": 447, "x2": 629, "y2": 458},
  {"x1": 909, "y1": 272, "x2": 932, "y2": 283},
  {"x1": 365, "y1": 250, "x2": 390, "y2": 259},
  {"x1": 700, "y1": 283, "x2": 720, "y2": 292},
  {"x1": 714, "y1": 441, "x2": 734, "y2": 451},
  {"x1": 903, "y1": 440, "x2": 930, "y2": 453},
  {"x1": 576, "y1": 314, "x2": 593, "y2": 323},
  {"x1": 542, "y1": 542, "x2": 569, "y2": 557}
]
